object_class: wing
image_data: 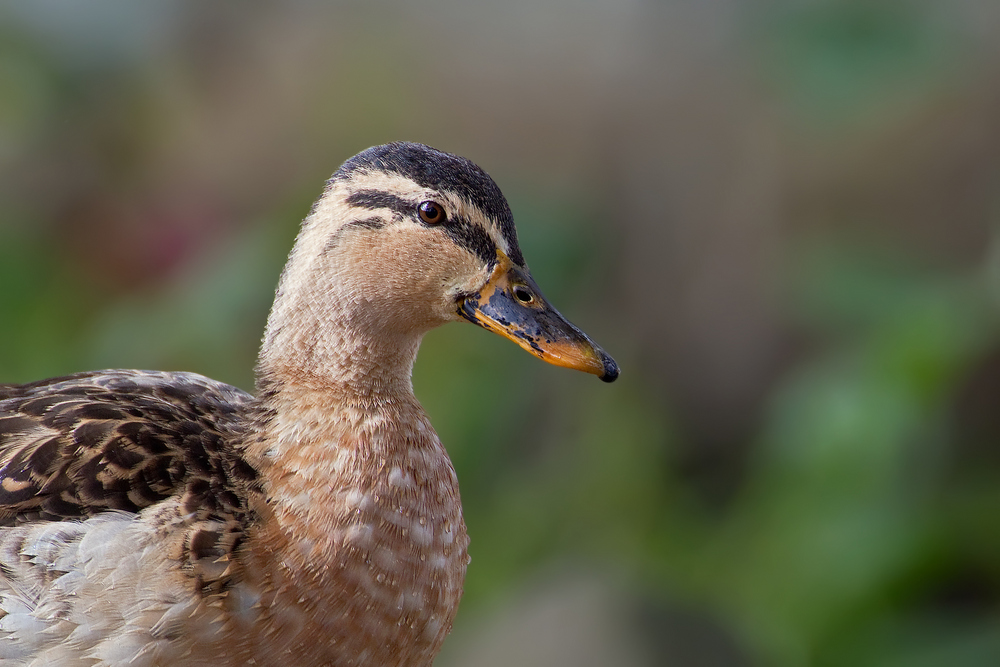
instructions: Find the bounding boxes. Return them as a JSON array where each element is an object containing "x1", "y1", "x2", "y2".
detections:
[{"x1": 0, "y1": 369, "x2": 259, "y2": 527}]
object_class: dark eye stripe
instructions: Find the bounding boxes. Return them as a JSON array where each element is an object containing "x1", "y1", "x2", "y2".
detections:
[
  {"x1": 331, "y1": 143, "x2": 525, "y2": 266},
  {"x1": 345, "y1": 187, "x2": 498, "y2": 267},
  {"x1": 346, "y1": 190, "x2": 410, "y2": 217},
  {"x1": 442, "y1": 214, "x2": 497, "y2": 267}
]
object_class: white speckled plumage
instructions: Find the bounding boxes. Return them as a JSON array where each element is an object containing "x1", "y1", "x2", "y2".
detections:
[{"x1": 0, "y1": 142, "x2": 617, "y2": 666}]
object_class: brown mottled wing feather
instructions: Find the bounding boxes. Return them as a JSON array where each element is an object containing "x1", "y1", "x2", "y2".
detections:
[{"x1": 0, "y1": 370, "x2": 258, "y2": 530}]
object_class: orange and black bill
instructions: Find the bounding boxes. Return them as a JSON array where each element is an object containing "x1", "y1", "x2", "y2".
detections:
[{"x1": 457, "y1": 252, "x2": 619, "y2": 382}]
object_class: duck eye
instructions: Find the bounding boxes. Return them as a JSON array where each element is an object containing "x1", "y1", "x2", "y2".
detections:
[{"x1": 418, "y1": 201, "x2": 446, "y2": 225}]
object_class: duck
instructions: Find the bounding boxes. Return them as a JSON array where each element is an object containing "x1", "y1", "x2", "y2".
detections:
[{"x1": 0, "y1": 142, "x2": 617, "y2": 666}]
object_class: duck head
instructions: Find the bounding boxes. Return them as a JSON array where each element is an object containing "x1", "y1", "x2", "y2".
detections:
[{"x1": 260, "y1": 142, "x2": 618, "y2": 388}]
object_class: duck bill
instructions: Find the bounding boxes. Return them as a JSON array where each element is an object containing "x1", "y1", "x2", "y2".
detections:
[{"x1": 457, "y1": 253, "x2": 619, "y2": 382}]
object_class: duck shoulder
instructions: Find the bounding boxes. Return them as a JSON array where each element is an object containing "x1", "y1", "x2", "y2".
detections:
[{"x1": 0, "y1": 370, "x2": 260, "y2": 544}]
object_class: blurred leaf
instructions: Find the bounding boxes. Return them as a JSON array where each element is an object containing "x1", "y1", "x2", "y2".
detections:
[{"x1": 759, "y1": 1, "x2": 961, "y2": 127}]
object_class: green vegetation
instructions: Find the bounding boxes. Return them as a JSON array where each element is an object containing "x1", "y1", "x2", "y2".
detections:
[{"x1": 2, "y1": 2, "x2": 999, "y2": 664}]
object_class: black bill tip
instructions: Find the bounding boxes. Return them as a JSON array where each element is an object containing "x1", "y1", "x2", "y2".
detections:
[{"x1": 598, "y1": 351, "x2": 619, "y2": 383}]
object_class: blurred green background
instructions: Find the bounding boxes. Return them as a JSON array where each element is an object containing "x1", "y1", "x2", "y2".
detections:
[{"x1": 2, "y1": 1, "x2": 1000, "y2": 665}]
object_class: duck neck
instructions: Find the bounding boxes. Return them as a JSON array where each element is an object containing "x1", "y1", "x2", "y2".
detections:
[
  {"x1": 243, "y1": 319, "x2": 469, "y2": 664},
  {"x1": 257, "y1": 288, "x2": 426, "y2": 403},
  {"x1": 249, "y1": 293, "x2": 460, "y2": 544}
]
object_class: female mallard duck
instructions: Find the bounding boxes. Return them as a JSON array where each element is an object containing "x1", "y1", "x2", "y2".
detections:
[{"x1": 0, "y1": 142, "x2": 617, "y2": 666}]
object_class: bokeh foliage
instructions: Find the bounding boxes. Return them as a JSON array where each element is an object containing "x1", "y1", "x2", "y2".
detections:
[{"x1": 2, "y1": 2, "x2": 1000, "y2": 665}]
